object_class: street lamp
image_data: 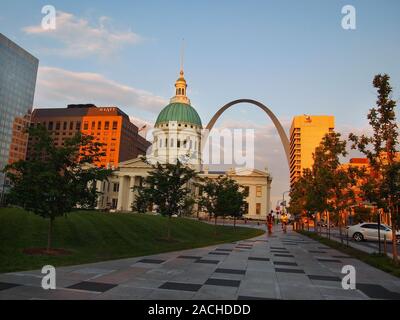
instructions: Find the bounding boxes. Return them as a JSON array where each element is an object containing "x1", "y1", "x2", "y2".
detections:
[{"x1": 281, "y1": 190, "x2": 290, "y2": 214}]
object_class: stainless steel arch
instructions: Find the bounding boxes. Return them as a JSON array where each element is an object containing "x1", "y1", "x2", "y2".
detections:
[{"x1": 205, "y1": 99, "x2": 290, "y2": 166}]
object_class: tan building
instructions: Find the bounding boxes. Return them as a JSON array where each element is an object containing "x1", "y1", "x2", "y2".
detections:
[
  {"x1": 201, "y1": 168, "x2": 272, "y2": 219},
  {"x1": 290, "y1": 115, "x2": 335, "y2": 187},
  {"x1": 96, "y1": 66, "x2": 273, "y2": 220}
]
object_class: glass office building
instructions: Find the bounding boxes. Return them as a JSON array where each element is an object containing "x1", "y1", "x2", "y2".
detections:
[{"x1": 0, "y1": 33, "x2": 39, "y2": 197}]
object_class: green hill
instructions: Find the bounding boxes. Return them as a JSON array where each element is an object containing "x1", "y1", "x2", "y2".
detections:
[{"x1": 0, "y1": 208, "x2": 264, "y2": 273}]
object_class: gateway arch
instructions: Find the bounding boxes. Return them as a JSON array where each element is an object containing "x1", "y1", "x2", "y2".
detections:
[{"x1": 206, "y1": 99, "x2": 290, "y2": 166}]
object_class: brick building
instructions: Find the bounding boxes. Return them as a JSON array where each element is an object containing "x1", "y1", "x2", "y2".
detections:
[{"x1": 28, "y1": 104, "x2": 151, "y2": 168}]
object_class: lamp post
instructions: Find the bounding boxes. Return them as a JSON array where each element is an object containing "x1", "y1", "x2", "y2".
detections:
[{"x1": 282, "y1": 190, "x2": 290, "y2": 214}]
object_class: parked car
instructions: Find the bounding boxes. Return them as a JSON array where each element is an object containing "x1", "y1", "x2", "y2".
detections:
[{"x1": 347, "y1": 223, "x2": 400, "y2": 243}]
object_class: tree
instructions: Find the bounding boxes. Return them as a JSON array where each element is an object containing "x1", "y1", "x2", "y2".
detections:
[
  {"x1": 289, "y1": 170, "x2": 313, "y2": 230},
  {"x1": 199, "y1": 175, "x2": 248, "y2": 232},
  {"x1": 132, "y1": 160, "x2": 198, "y2": 240},
  {"x1": 291, "y1": 132, "x2": 361, "y2": 239},
  {"x1": 349, "y1": 74, "x2": 399, "y2": 262},
  {"x1": 3, "y1": 125, "x2": 112, "y2": 252}
]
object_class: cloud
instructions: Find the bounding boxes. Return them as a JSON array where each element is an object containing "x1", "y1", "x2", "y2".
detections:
[
  {"x1": 23, "y1": 11, "x2": 140, "y2": 58},
  {"x1": 34, "y1": 66, "x2": 167, "y2": 112}
]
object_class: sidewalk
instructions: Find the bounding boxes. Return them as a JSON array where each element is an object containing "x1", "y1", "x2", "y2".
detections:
[{"x1": 1, "y1": 225, "x2": 400, "y2": 300}]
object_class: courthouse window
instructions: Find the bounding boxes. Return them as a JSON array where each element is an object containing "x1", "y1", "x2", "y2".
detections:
[
  {"x1": 256, "y1": 186, "x2": 262, "y2": 197},
  {"x1": 256, "y1": 203, "x2": 261, "y2": 215}
]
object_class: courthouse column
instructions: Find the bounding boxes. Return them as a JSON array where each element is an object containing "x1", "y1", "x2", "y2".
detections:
[
  {"x1": 117, "y1": 176, "x2": 125, "y2": 211},
  {"x1": 127, "y1": 176, "x2": 136, "y2": 212}
]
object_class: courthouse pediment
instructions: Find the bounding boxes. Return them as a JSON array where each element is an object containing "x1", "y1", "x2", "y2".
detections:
[
  {"x1": 227, "y1": 168, "x2": 270, "y2": 178},
  {"x1": 118, "y1": 157, "x2": 152, "y2": 169}
]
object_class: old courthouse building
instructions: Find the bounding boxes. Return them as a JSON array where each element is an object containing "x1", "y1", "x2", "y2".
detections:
[{"x1": 97, "y1": 67, "x2": 273, "y2": 219}]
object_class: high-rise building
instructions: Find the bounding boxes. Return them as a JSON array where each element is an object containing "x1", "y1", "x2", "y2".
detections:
[
  {"x1": 0, "y1": 33, "x2": 39, "y2": 194},
  {"x1": 28, "y1": 104, "x2": 151, "y2": 168},
  {"x1": 289, "y1": 115, "x2": 335, "y2": 187}
]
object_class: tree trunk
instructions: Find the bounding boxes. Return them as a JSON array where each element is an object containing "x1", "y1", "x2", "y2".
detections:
[
  {"x1": 391, "y1": 205, "x2": 398, "y2": 263},
  {"x1": 234, "y1": 217, "x2": 236, "y2": 229},
  {"x1": 214, "y1": 215, "x2": 217, "y2": 236},
  {"x1": 47, "y1": 217, "x2": 54, "y2": 252},
  {"x1": 339, "y1": 211, "x2": 343, "y2": 245},
  {"x1": 167, "y1": 215, "x2": 171, "y2": 241}
]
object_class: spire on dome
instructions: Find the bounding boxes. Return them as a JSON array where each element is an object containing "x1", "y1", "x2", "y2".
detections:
[{"x1": 170, "y1": 41, "x2": 191, "y2": 105}]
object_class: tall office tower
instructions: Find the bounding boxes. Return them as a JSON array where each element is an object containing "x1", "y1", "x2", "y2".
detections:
[
  {"x1": 289, "y1": 115, "x2": 335, "y2": 187},
  {"x1": 0, "y1": 33, "x2": 39, "y2": 195},
  {"x1": 28, "y1": 104, "x2": 151, "y2": 168}
]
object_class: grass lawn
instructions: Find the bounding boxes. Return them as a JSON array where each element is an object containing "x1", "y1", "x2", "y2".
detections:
[
  {"x1": 298, "y1": 230, "x2": 400, "y2": 278},
  {"x1": 0, "y1": 207, "x2": 264, "y2": 273}
]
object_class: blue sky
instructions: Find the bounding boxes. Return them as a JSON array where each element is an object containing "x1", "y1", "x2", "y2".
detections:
[{"x1": 1, "y1": 0, "x2": 399, "y2": 204}]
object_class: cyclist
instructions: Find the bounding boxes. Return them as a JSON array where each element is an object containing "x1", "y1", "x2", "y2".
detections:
[
  {"x1": 281, "y1": 213, "x2": 288, "y2": 233},
  {"x1": 266, "y1": 212, "x2": 273, "y2": 235}
]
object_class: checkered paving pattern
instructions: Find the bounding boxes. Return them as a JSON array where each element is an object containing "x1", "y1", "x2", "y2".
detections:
[{"x1": 1, "y1": 225, "x2": 400, "y2": 300}]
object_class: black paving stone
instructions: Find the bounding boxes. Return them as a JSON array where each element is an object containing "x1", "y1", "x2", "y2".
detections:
[
  {"x1": 137, "y1": 259, "x2": 165, "y2": 264},
  {"x1": 67, "y1": 281, "x2": 117, "y2": 293},
  {"x1": 209, "y1": 252, "x2": 229, "y2": 256},
  {"x1": 215, "y1": 268, "x2": 246, "y2": 275},
  {"x1": 275, "y1": 268, "x2": 305, "y2": 274},
  {"x1": 357, "y1": 283, "x2": 400, "y2": 300},
  {"x1": 308, "y1": 275, "x2": 341, "y2": 281},
  {"x1": 332, "y1": 255, "x2": 352, "y2": 259},
  {"x1": 215, "y1": 248, "x2": 233, "y2": 252},
  {"x1": 273, "y1": 261, "x2": 298, "y2": 266},
  {"x1": 0, "y1": 282, "x2": 21, "y2": 291},
  {"x1": 205, "y1": 278, "x2": 241, "y2": 287},
  {"x1": 317, "y1": 258, "x2": 342, "y2": 263},
  {"x1": 195, "y1": 259, "x2": 219, "y2": 264},
  {"x1": 309, "y1": 250, "x2": 327, "y2": 254},
  {"x1": 159, "y1": 282, "x2": 202, "y2": 292},
  {"x1": 271, "y1": 247, "x2": 287, "y2": 250},
  {"x1": 248, "y1": 257, "x2": 270, "y2": 261},
  {"x1": 238, "y1": 296, "x2": 276, "y2": 300},
  {"x1": 274, "y1": 254, "x2": 294, "y2": 258},
  {"x1": 178, "y1": 256, "x2": 201, "y2": 260}
]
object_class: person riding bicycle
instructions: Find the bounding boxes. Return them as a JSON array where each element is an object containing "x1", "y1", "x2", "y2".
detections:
[
  {"x1": 266, "y1": 212, "x2": 274, "y2": 235},
  {"x1": 281, "y1": 213, "x2": 289, "y2": 233}
]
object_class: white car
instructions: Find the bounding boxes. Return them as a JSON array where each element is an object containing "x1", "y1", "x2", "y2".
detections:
[{"x1": 347, "y1": 223, "x2": 400, "y2": 243}]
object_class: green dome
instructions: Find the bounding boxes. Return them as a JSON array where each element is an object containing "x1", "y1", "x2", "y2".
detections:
[{"x1": 155, "y1": 102, "x2": 202, "y2": 127}]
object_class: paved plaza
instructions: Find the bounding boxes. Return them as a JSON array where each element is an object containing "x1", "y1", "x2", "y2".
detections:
[{"x1": 1, "y1": 226, "x2": 400, "y2": 300}]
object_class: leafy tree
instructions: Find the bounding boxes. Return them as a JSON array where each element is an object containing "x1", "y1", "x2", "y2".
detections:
[
  {"x1": 199, "y1": 175, "x2": 248, "y2": 232},
  {"x1": 3, "y1": 125, "x2": 112, "y2": 251},
  {"x1": 291, "y1": 132, "x2": 361, "y2": 238},
  {"x1": 132, "y1": 160, "x2": 198, "y2": 240},
  {"x1": 349, "y1": 74, "x2": 400, "y2": 261}
]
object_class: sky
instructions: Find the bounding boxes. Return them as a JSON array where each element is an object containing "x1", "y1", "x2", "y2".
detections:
[{"x1": 1, "y1": 0, "x2": 400, "y2": 206}]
